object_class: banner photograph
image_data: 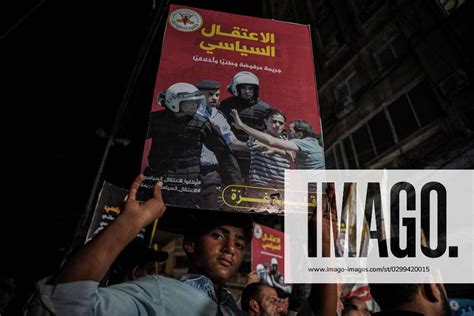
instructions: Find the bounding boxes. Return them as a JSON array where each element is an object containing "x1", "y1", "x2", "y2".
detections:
[
  {"x1": 251, "y1": 223, "x2": 291, "y2": 293},
  {"x1": 137, "y1": 5, "x2": 325, "y2": 213}
]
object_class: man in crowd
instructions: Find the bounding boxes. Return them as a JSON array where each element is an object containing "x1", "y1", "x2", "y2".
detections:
[
  {"x1": 241, "y1": 282, "x2": 284, "y2": 315},
  {"x1": 242, "y1": 282, "x2": 317, "y2": 316}
]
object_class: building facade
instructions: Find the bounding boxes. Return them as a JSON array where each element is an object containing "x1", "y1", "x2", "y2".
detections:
[{"x1": 263, "y1": 0, "x2": 473, "y2": 169}]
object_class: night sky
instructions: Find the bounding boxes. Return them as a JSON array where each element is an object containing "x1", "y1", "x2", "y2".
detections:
[{"x1": 1, "y1": 0, "x2": 261, "y2": 297}]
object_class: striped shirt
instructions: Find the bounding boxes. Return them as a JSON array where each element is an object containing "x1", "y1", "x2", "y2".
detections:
[{"x1": 248, "y1": 135, "x2": 290, "y2": 186}]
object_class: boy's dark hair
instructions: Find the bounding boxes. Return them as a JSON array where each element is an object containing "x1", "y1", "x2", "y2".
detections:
[
  {"x1": 291, "y1": 120, "x2": 315, "y2": 138},
  {"x1": 369, "y1": 284, "x2": 419, "y2": 310},
  {"x1": 183, "y1": 211, "x2": 254, "y2": 244},
  {"x1": 241, "y1": 282, "x2": 269, "y2": 312},
  {"x1": 264, "y1": 108, "x2": 286, "y2": 121}
]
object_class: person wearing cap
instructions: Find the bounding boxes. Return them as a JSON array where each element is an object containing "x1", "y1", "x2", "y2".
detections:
[
  {"x1": 219, "y1": 71, "x2": 273, "y2": 179},
  {"x1": 195, "y1": 79, "x2": 247, "y2": 152},
  {"x1": 195, "y1": 80, "x2": 248, "y2": 208},
  {"x1": 140, "y1": 82, "x2": 241, "y2": 207},
  {"x1": 196, "y1": 79, "x2": 222, "y2": 109}
]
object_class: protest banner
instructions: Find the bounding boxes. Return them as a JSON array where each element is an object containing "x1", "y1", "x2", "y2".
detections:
[
  {"x1": 251, "y1": 223, "x2": 291, "y2": 293},
  {"x1": 138, "y1": 5, "x2": 324, "y2": 213}
]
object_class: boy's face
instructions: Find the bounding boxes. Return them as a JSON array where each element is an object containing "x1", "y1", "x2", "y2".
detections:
[
  {"x1": 239, "y1": 84, "x2": 255, "y2": 100},
  {"x1": 264, "y1": 113, "x2": 285, "y2": 137},
  {"x1": 186, "y1": 225, "x2": 247, "y2": 283}
]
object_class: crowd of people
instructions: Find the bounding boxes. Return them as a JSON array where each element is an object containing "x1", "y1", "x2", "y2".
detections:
[
  {"x1": 1, "y1": 72, "x2": 468, "y2": 315},
  {"x1": 4, "y1": 176, "x2": 458, "y2": 316}
]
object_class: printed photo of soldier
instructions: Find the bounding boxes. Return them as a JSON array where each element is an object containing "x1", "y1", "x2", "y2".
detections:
[
  {"x1": 138, "y1": 82, "x2": 241, "y2": 208},
  {"x1": 131, "y1": 6, "x2": 324, "y2": 214},
  {"x1": 195, "y1": 79, "x2": 247, "y2": 209},
  {"x1": 139, "y1": 77, "x2": 322, "y2": 212},
  {"x1": 219, "y1": 71, "x2": 272, "y2": 180},
  {"x1": 256, "y1": 259, "x2": 292, "y2": 294}
]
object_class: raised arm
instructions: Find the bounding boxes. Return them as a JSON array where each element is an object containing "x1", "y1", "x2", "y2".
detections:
[
  {"x1": 230, "y1": 109, "x2": 299, "y2": 152},
  {"x1": 51, "y1": 175, "x2": 166, "y2": 284},
  {"x1": 253, "y1": 140, "x2": 295, "y2": 162}
]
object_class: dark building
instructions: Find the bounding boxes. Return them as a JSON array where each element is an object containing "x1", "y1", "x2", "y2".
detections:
[
  {"x1": 263, "y1": 0, "x2": 473, "y2": 169},
  {"x1": 259, "y1": 0, "x2": 474, "y2": 300}
]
